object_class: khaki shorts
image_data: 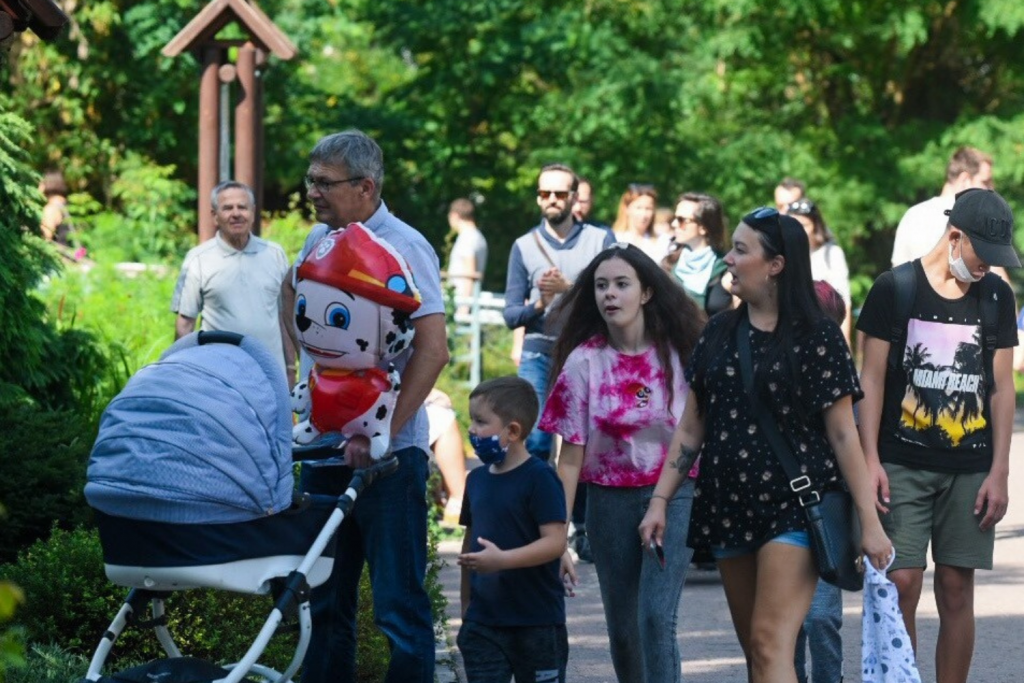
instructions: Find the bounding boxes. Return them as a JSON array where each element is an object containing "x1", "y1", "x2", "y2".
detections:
[{"x1": 880, "y1": 463, "x2": 994, "y2": 572}]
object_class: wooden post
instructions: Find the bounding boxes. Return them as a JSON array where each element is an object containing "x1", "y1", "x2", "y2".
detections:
[
  {"x1": 254, "y1": 48, "x2": 267, "y2": 235},
  {"x1": 161, "y1": 0, "x2": 297, "y2": 242},
  {"x1": 198, "y1": 46, "x2": 221, "y2": 242},
  {"x1": 235, "y1": 41, "x2": 258, "y2": 232}
]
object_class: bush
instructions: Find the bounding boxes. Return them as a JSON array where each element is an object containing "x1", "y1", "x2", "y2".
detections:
[
  {"x1": 2, "y1": 521, "x2": 448, "y2": 681},
  {"x1": 0, "y1": 406, "x2": 94, "y2": 563},
  {"x1": 39, "y1": 264, "x2": 177, "y2": 378},
  {"x1": 6, "y1": 645, "x2": 97, "y2": 683},
  {"x1": 76, "y1": 152, "x2": 196, "y2": 265},
  {"x1": 0, "y1": 526, "x2": 298, "y2": 671}
]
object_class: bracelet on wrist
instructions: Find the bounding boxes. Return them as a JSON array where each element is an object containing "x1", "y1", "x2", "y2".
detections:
[{"x1": 650, "y1": 494, "x2": 670, "y2": 503}]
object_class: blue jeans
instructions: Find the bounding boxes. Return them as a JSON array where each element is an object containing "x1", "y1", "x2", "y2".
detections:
[
  {"x1": 587, "y1": 481, "x2": 695, "y2": 683},
  {"x1": 300, "y1": 447, "x2": 434, "y2": 683},
  {"x1": 518, "y1": 351, "x2": 553, "y2": 461},
  {"x1": 794, "y1": 579, "x2": 843, "y2": 683}
]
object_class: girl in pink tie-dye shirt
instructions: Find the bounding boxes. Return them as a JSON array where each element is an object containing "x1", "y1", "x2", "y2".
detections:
[{"x1": 538, "y1": 243, "x2": 705, "y2": 683}]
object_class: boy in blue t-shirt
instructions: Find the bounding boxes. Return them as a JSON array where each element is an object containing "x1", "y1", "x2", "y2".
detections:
[{"x1": 457, "y1": 376, "x2": 569, "y2": 683}]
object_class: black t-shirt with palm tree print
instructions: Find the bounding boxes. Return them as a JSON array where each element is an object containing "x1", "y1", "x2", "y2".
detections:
[{"x1": 858, "y1": 260, "x2": 1017, "y2": 473}]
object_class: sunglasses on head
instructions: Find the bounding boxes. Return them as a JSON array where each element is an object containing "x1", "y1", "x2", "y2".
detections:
[
  {"x1": 537, "y1": 189, "x2": 572, "y2": 200},
  {"x1": 628, "y1": 183, "x2": 656, "y2": 194},
  {"x1": 743, "y1": 206, "x2": 791, "y2": 252},
  {"x1": 745, "y1": 205, "x2": 782, "y2": 232}
]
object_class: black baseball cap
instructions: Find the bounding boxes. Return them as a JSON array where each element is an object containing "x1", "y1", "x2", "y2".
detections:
[{"x1": 944, "y1": 188, "x2": 1020, "y2": 268}]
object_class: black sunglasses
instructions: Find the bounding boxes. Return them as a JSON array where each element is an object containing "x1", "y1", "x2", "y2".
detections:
[
  {"x1": 537, "y1": 189, "x2": 572, "y2": 200},
  {"x1": 744, "y1": 206, "x2": 781, "y2": 230},
  {"x1": 743, "y1": 206, "x2": 790, "y2": 253}
]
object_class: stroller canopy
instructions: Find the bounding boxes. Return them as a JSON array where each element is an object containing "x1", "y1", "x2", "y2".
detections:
[{"x1": 86, "y1": 332, "x2": 294, "y2": 524}]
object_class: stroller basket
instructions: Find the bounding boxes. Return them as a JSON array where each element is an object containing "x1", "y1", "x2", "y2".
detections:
[{"x1": 79, "y1": 331, "x2": 397, "y2": 683}]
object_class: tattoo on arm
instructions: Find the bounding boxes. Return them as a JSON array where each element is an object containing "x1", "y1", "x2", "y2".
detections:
[{"x1": 669, "y1": 445, "x2": 699, "y2": 474}]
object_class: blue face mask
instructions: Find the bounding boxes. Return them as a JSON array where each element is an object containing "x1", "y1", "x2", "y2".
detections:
[{"x1": 469, "y1": 432, "x2": 508, "y2": 465}]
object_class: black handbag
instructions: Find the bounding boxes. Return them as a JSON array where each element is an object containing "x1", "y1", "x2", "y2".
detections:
[{"x1": 736, "y1": 316, "x2": 863, "y2": 591}]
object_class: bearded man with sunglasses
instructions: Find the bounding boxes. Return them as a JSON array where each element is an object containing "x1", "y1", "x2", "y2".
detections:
[{"x1": 504, "y1": 165, "x2": 614, "y2": 467}]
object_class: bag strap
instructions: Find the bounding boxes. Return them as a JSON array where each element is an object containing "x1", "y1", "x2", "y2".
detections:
[
  {"x1": 532, "y1": 229, "x2": 557, "y2": 269},
  {"x1": 736, "y1": 315, "x2": 822, "y2": 507},
  {"x1": 887, "y1": 262, "x2": 999, "y2": 395},
  {"x1": 978, "y1": 272, "x2": 999, "y2": 396},
  {"x1": 887, "y1": 261, "x2": 916, "y2": 373}
]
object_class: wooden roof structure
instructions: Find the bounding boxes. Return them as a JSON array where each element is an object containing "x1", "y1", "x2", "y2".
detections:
[
  {"x1": 161, "y1": 0, "x2": 296, "y2": 59},
  {"x1": 0, "y1": 0, "x2": 69, "y2": 41}
]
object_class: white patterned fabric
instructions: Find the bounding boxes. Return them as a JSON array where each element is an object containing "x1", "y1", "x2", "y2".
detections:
[{"x1": 861, "y1": 554, "x2": 921, "y2": 683}]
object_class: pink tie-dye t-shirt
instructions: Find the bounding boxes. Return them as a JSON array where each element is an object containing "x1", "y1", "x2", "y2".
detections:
[{"x1": 538, "y1": 336, "x2": 693, "y2": 488}]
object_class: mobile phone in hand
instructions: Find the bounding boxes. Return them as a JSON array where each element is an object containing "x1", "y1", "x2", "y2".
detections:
[{"x1": 648, "y1": 540, "x2": 665, "y2": 570}]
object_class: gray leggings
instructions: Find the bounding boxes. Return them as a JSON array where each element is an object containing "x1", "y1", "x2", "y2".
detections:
[{"x1": 586, "y1": 480, "x2": 695, "y2": 683}]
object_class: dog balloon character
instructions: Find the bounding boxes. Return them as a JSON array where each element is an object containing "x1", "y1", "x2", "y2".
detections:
[{"x1": 291, "y1": 223, "x2": 421, "y2": 459}]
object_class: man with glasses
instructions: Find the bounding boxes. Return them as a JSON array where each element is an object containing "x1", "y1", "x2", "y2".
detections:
[
  {"x1": 774, "y1": 177, "x2": 806, "y2": 214},
  {"x1": 572, "y1": 176, "x2": 610, "y2": 229},
  {"x1": 504, "y1": 164, "x2": 614, "y2": 561},
  {"x1": 281, "y1": 130, "x2": 448, "y2": 683},
  {"x1": 171, "y1": 180, "x2": 291, "y2": 372}
]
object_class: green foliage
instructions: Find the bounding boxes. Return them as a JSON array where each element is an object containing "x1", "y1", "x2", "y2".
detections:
[
  {"x1": 78, "y1": 152, "x2": 196, "y2": 264},
  {"x1": 0, "y1": 406, "x2": 93, "y2": 563},
  {"x1": 8, "y1": 2, "x2": 1024, "y2": 300},
  {"x1": 0, "y1": 519, "x2": 447, "y2": 682},
  {"x1": 0, "y1": 526, "x2": 300, "y2": 669},
  {"x1": 0, "y1": 99, "x2": 109, "y2": 412},
  {"x1": 0, "y1": 577, "x2": 26, "y2": 680},
  {"x1": 39, "y1": 264, "x2": 177, "y2": 375},
  {"x1": 260, "y1": 202, "x2": 317, "y2": 262},
  {"x1": 6, "y1": 645, "x2": 97, "y2": 683}
]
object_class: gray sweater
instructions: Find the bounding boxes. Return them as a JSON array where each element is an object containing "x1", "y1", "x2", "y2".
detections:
[{"x1": 503, "y1": 222, "x2": 614, "y2": 355}]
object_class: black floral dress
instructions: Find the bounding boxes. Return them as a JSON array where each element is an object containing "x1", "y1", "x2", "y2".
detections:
[{"x1": 684, "y1": 313, "x2": 862, "y2": 551}]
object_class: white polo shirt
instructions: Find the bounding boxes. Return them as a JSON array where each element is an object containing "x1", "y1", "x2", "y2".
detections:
[{"x1": 172, "y1": 232, "x2": 290, "y2": 370}]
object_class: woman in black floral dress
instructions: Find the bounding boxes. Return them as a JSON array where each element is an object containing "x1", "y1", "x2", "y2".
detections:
[{"x1": 639, "y1": 207, "x2": 892, "y2": 683}]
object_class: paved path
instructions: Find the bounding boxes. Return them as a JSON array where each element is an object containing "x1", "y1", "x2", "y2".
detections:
[{"x1": 436, "y1": 424, "x2": 1024, "y2": 682}]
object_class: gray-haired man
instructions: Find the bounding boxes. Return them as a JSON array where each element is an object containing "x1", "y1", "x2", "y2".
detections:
[
  {"x1": 280, "y1": 130, "x2": 448, "y2": 683},
  {"x1": 171, "y1": 180, "x2": 290, "y2": 372}
]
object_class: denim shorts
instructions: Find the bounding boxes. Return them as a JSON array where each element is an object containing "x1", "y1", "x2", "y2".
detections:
[{"x1": 711, "y1": 530, "x2": 811, "y2": 561}]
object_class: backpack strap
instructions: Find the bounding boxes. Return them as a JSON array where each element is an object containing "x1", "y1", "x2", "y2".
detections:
[
  {"x1": 978, "y1": 273, "x2": 1000, "y2": 395},
  {"x1": 887, "y1": 261, "x2": 917, "y2": 372}
]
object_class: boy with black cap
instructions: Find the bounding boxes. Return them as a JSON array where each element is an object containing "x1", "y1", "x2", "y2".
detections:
[{"x1": 857, "y1": 188, "x2": 1019, "y2": 682}]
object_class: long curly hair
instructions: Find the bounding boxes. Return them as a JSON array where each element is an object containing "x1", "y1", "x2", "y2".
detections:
[{"x1": 548, "y1": 244, "x2": 706, "y2": 405}]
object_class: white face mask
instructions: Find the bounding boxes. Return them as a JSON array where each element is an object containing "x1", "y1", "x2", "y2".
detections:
[{"x1": 948, "y1": 240, "x2": 981, "y2": 283}]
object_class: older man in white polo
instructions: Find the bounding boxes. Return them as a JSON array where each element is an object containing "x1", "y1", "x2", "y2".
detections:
[{"x1": 171, "y1": 180, "x2": 290, "y2": 373}]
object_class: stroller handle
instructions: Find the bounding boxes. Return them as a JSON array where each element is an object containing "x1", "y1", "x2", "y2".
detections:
[
  {"x1": 292, "y1": 432, "x2": 349, "y2": 461},
  {"x1": 355, "y1": 455, "x2": 400, "y2": 487}
]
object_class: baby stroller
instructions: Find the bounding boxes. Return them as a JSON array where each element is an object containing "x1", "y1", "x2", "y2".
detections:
[{"x1": 79, "y1": 331, "x2": 397, "y2": 683}]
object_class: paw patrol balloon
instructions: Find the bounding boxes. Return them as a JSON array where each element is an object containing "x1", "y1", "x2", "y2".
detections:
[{"x1": 291, "y1": 223, "x2": 421, "y2": 459}]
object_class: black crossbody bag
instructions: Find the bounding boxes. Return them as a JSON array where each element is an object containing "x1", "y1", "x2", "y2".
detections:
[{"x1": 736, "y1": 316, "x2": 863, "y2": 591}]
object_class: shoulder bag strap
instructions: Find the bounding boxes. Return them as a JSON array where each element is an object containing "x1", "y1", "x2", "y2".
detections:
[
  {"x1": 532, "y1": 229, "x2": 557, "y2": 269},
  {"x1": 979, "y1": 273, "x2": 1000, "y2": 394},
  {"x1": 736, "y1": 315, "x2": 821, "y2": 506}
]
